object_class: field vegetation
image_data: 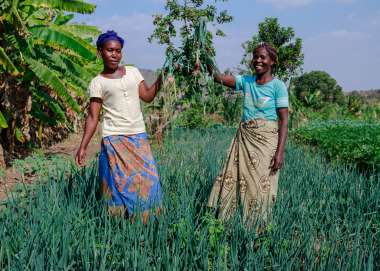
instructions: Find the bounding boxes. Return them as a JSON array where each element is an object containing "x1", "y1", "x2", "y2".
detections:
[
  {"x1": 0, "y1": 0, "x2": 379, "y2": 269},
  {"x1": 1, "y1": 128, "x2": 379, "y2": 270},
  {"x1": 293, "y1": 120, "x2": 380, "y2": 172}
]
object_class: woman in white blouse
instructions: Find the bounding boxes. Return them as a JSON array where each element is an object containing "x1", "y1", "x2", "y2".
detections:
[{"x1": 75, "y1": 31, "x2": 163, "y2": 223}]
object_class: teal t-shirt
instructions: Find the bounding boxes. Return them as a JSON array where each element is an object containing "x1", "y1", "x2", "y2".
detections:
[{"x1": 235, "y1": 75, "x2": 288, "y2": 121}]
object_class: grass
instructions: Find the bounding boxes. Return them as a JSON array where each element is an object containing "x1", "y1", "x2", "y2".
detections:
[{"x1": 0, "y1": 127, "x2": 379, "y2": 270}]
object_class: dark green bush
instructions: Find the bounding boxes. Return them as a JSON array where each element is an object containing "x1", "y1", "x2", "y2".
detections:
[
  {"x1": 293, "y1": 120, "x2": 380, "y2": 172},
  {"x1": 292, "y1": 71, "x2": 345, "y2": 108}
]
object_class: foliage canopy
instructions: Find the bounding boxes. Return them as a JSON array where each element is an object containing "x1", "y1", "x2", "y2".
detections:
[
  {"x1": 241, "y1": 17, "x2": 304, "y2": 82},
  {"x1": 0, "y1": 0, "x2": 100, "y2": 157},
  {"x1": 292, "y1": 70, "x2": 344, "y2": 109},
  {"x1": 146, "y1": 0, "x2": 239, "y2": 133}
]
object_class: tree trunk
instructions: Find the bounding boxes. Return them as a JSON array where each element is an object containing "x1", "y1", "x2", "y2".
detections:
[{"x1": 0, "y1": 143, "x2": 6, "y2": 169}]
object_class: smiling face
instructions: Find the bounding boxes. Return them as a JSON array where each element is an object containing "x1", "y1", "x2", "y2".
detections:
[
  {"x1": 251, "y1": 47, "x2": 275, "y2": 76},
  {"x1": 99, "y1": 40, "x2": 122, "y2": 70}
]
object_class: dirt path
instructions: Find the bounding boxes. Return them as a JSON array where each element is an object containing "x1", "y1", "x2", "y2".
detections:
[{"x1": 0, "y1": 131, "x2": 101, "y2": 201}]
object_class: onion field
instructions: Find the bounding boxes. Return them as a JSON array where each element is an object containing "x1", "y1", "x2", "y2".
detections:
[{"x1": 1, "y1": 128, "x2": 379, "y2": 270}]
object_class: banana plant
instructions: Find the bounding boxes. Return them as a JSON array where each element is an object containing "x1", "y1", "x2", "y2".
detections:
[{"x1": 0, "y1": 0, "x2": 100, "y2": 158}]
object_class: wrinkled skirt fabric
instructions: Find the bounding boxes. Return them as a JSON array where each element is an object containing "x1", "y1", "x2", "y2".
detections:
[
  {"x1": 99, "y1": 133, "x2": 162, "y2": 215},
  {"x1": 208, "y1": 120, "x2": 280, "y2": 224}
]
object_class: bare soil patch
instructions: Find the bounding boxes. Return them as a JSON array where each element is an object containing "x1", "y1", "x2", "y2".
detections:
[{"x1": 0, "y1": 131, "x2": 101, "y2": 201}]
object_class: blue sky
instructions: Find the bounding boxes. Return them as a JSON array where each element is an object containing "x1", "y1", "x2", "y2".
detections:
[{"x1": 77, "y1": 0, "x2": 380, "y2": 91}]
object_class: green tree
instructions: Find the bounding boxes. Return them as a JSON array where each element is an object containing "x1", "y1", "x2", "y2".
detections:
[
  {"x1": 149, "y1": 0, "x2": 232, "y2": 81},
  {"x1": 292, "y1": 71, "x2": 345, "y2": 109},
  {"x1": 241, "y1": 17, "x2": 303, "y2": 82},
  {"x1": 147, "y1": 0, "x2": 233, "y2": 132},
  {"x1": 0, "y1": 0, "x2": 100, "y2": 160},
  {"x1": 346, "y1": 92, "x2": 365, "y2": 114},
  {"x1": 149, "y1": 0, "x2": 232, "y2": 51}
]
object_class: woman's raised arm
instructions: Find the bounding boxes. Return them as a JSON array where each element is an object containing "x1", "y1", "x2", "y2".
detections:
[
  {"x1": 139, "y1": 74, "x2": 163, "y2": 103},
  {"x1": 213, "y1": 72, "x2": 236, "y2": 88},
  {"x1": 205, "y1": 62, "x2": 235, "y2": 88}
]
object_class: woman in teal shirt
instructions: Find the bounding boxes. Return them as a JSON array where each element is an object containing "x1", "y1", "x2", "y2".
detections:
[{"x1": 207, "y1": 43, "x2": 289, "y2": 224}]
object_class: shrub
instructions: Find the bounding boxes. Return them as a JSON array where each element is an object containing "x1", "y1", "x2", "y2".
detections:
[
  {"x1": 292, "y1": 71, "x2": 344, "y2": 108},
  {"x1": 293, "y1": 120, "x2": 380, "y2": 172}
]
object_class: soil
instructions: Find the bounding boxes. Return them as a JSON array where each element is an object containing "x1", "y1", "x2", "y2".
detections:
[{"x1": 0, "y1": 131, "x2": 101, "y2": 201}]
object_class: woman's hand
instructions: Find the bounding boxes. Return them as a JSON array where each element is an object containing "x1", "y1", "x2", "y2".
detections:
[
  {"x1": 75, "y1": 147, "x2": 87, "y2": 167},
  {"x1": 269, "y1": 151, "x2": 284, "y2": 175}
]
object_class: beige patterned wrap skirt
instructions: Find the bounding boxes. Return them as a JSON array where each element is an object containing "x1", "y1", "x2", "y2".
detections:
[{"x1": 208, "y1": 119, "x2": 280, "y2": 223}]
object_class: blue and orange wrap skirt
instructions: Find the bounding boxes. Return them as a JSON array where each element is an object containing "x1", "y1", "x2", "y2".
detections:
[{"x1": 98, "y1": 133, "x2": 162, "y2": 214}]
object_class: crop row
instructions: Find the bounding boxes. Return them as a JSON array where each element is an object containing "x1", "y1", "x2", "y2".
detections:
[
  {"x1": 292, "y1": 120, "x2": 380, "y2": 172},
  {"x1": 1, "y1": 128, "x2": 379, "y2": 270}
]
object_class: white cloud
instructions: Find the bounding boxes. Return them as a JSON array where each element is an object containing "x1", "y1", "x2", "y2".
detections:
[{"x1": 256, "y1": 0, "x2": 314, "y2": 8}]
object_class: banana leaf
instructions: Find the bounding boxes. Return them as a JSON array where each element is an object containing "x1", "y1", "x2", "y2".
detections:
[
  {"x1": 21, "y1": 0, "x2": 96, "y2": 14},
  {"x1": 15, "y1": 127, "x2": 25, "y2": 143},
  {"x1": 54, "y1": 13, "x2": 74, "y2": 25},
  {"x1": 0, "y1": 111, "x2": 8, "y2": 129},
  {"x1": 32, "y1": 88, "x2": 66, "y2": 123},
  {"x1": 60, "y1": 24, "x2": 100, "y2": 40},
  {"x1": 25, "y1": 56, "x2": 81, "y2": 113},
  {"x1": 29, "y1": 25, "x2": 96, "y2": 61},
  {"x1": 0, "y1": 47, "x2": 20, "y2": 76}
]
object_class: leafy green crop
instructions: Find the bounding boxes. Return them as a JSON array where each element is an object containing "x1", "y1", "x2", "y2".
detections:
[
  {"x1": 1, "y1": 128, "x2": 379, "y2": 270},
  {"x1": 293, "y1": 120, "x2": 380, "y2": 172}
]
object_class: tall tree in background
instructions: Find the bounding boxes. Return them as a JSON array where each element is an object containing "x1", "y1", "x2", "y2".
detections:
[
  {"x1": 149, "y1": 0, "x2": 232, "y2": 57},
  {"x1": 241, "y1": 17, "x2": 304, "y2": 82},
  {"x1": 292, "y1": 71, "x2": 344, "y2": 109},
  {"x1": 0, "y1": 0, "x2": 100, "y2": 162},
  {"x1": 147, "y1": 0, "x2": 234, "y2": 133},
  {"x1": 149, "y1": 0, "x2": 232, "y2": 80}
]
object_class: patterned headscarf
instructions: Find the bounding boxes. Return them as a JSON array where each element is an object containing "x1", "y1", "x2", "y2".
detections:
[{"x1": 96, "y1": 30, "x2": 124, "y2": 49}]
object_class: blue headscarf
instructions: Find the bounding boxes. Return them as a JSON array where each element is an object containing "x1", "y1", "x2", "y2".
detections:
[{"x1": 96, "y1": 30, "x2": 124, "y2": 49}]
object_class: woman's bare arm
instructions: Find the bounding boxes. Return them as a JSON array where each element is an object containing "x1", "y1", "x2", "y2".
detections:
[
  {"x1": 75, "y1": 98, "x2": 102, "y2": 166},
  {"x1": 212, "y1": 72, "x2": 236, "y2": 88},
  {"x1": 139, "y1": 74, "x2": 163, "y2": 103},
  {"x1": 205, "y1": 63, "x2": 236, "y2": 88}
]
